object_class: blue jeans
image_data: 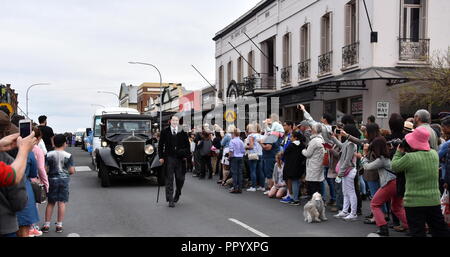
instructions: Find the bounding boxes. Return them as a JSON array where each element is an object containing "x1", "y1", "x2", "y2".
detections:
[
  {"x1": 261, "y1": 158, "x2": 276, "y2": 179},
  {"x1": 321, "y1": 167, "x2": 336, "y2": 202},
  {"x1": 248, "y1": 158, "x2": 264, "y2": 188},
  {"x1": 292, "y1": 179, "x2": 301, "y2": 201},
  {"x1": 367, "y1": 180, "x2": 387, "y2": 213},
  {"x1": 359, "y1": 175, "x2": 367, "y2": 195},
  {"x1": 230, "y1": 157, "x2": 243, "y2": 190}
]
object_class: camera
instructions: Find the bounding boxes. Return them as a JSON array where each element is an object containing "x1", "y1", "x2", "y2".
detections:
[{"x1": 387, "y1": 138, "x2": 403, "y2": 147}]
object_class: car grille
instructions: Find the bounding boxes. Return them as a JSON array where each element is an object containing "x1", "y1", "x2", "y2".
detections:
[{"x1": 122, "y1": 141, "x2": 145, "y2": 163}]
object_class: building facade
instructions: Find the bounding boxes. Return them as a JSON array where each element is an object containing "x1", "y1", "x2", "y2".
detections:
[
  {"x1": 119, "y1": 83, "x2": 138, "y2": 110},
  {"x1": 213, "y1": 0, "x2": 449, "y2": 127},
  {"x1": 137, "y1": 82, "x2": 173, "y2": 113}
]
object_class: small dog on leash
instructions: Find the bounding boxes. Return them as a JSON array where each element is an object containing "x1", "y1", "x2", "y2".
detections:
[{"x1": 303, "y1": 192, "x2": 328, "y2": 223}]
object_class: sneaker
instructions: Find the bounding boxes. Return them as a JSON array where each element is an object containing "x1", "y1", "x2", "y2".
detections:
[
  {"x1": 257, "y1": 187, "x2": 265, "y2": 191},
  {"x1": 41, "y1": 225, "x2": 50, "y2": 233},
  {"x1": 263, "y1": 191, "x2": 270, "y2": 195},
  {"x1": 246, "y1": 187, "x2": 256, "y2": 192},
  {"x1": 289, "y1": 200, "x2": 300, "y2": 206},
  {"x1": 334, "y1": 211, "x2": 349, "y2": 219},
  {"x1": 55, "y1": 226, "x2": 63, "y2": 233},
  {"x1": 343, "y1": 214, "x2": 358, "y2": 221},
  {"x1": 28, "y1": 228, "x2": 43, "y2": 237},
  {"x1": 280, "y1": 195, "x2": 293, "y2": 204}
]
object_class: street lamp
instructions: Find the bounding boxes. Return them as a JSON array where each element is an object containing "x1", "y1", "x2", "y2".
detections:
[
  {"x1": 97, "y1": 91, "x2": 120, "y2": 106},
  {"x1": 128, "y1": 61, "x2": 163, "y2": 132},
  {"x1": 26, "y1": 83, "x2": 51, "y2": 116}
]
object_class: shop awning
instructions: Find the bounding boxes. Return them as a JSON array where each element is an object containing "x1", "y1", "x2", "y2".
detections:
[{"x1": 264, "y1": 67, "x2": 410, "y2": 98}]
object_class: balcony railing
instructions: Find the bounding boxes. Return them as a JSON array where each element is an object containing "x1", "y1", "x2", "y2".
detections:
[
  {"x1": 281, "y1": 66, "x2": 292, "y2": 85},
  {"x1": 232, "y1": 73, "x2": 276, "y2": 97},
  {"x1": 318, "y1": 51, "x2": 333, "y2": 75},
  {"x1": 298, "y1": 59, "x2": 310, "y2": 80},
  {"x1": 399, "y1": 38, "x2": 430, "y2": 62},
  {"x1": 342, "y1": 41, "x2": 359, "y2": 69}
]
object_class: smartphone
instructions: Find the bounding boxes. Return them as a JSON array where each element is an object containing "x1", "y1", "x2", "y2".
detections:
[
  {"x1": 335, "y1": 129, "x2": 341, "y2": 134},
  {"x1": 19, "y1": 119, "x2": 32, "y2": 138}
]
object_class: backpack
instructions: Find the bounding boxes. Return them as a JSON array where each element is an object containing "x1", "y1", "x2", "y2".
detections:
[
  {"x1": 385, "y1": 168, "x2": 405, "y2": 198},
  {"x1": 199, "y1": 140, "x2": 212, "y2": 157}
]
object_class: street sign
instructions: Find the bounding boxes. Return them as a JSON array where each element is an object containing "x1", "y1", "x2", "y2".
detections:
[
  {"x1": 376, "y1": 102, "x2": 389, "y2": 118},
  {"x1": 224, "y1": 110, "x2": 236, "y2": 122}
]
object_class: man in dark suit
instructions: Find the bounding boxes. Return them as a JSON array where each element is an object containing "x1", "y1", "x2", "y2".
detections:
[{"x1": 158, "y1": 115, "x2": 190, "y2": 207}]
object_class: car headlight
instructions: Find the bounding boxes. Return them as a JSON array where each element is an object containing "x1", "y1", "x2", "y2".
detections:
[
  {"x1": 101, "y1": 141, "x2": 108, "y2": 147},
  {"x1": 115, "y1": 145, "x2": 125, "y2": 156},
  {"x1": 144, "y1": 145, "x2": 154, "y2": 155}
]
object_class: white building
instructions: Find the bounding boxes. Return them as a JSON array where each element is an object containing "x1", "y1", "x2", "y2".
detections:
[{"x1": 213, "y1": 0, "x2": 450, "y2": 126}]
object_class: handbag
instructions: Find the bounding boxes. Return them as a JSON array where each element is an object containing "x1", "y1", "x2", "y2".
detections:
[
  {"x1": 248, "y1": 153, "x2": 259, "y2": 160},
  {"x1": 384, "y1": 168, "x2": 405, "y2": 198},
  {"x1": 31, "y1": 181, "x2": 47, "y2": 204}
]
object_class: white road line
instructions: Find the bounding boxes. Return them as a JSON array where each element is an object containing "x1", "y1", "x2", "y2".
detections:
[
  {"x1": 67, "y1": 233, "x2": 80, "y2": 237},
  {"x1": 228, "y1": 218, "x2": 270, "y2": 237},
  {"x1": 74, "y1": 166, "x2": 91, "y2": 172}
]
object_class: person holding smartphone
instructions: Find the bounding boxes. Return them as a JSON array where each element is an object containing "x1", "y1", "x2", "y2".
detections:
[{"x1": 0, "y1": 133, "x2": 37, "y2": 187}]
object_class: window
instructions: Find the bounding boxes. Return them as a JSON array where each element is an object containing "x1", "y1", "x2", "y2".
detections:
[
  {"x1": 399, "y1": 0, "x2": 429, "y2": 61},
  {"x1": 345, "y1": 0, "x2": 358, "y2": 45},
  {"x1": 300, "y1": 23, "x2": 310, "y2": 61},
  {"x1": 319, "y1": 13, "x2": 333, "y2": 75},
  {"x1": 299, "y1": 23, "x2": 311, "y2": 79},
  {"x1": 247, "y1": 51, "x2": 254, "y2": 77},
  {"x1": 321, "y1": 13, "x2": 332, "y2": 54},
  {"x1": 282, "y1": 33, "x2": 291, "y2": 68},
  {"x1": 401, "y1": 0, "x2": 427, "y2": 41},
  {"x1": 218, "y1": 65, "x2": 224, "y2": 95},
  {"x1": 282, "y1": 33, "x2": 292, "y2": 85},
  {"x1": 237, "y1": 57, "x2": 243, "y2": 83},
  {"x1": 227, "y1": 61, "x2": 233, "y2": 84}
]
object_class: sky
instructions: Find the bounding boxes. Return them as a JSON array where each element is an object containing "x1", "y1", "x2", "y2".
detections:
[{"x1": 0, "y1": 0, "x2": 261, "y2": 133}]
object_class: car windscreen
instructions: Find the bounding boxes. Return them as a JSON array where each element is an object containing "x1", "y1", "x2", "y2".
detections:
[
  {"x1": 106, "y1": 119, "x2": 151, "y2": 134},
  {"x1": 93, "y1": 116, "x2": 101, "y2": 137}
]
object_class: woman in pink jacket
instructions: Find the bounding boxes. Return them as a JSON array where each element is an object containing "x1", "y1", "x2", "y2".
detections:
[{"x1": 31, "y1": 128, "x2": 48, "y2": 192}]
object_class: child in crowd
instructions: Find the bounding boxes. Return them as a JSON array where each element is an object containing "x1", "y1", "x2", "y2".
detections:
[
  {"x1": 268, "y1": 152, "x2": 286, "y2": 199},
  {"x1": 41, "y1": 134, "x2": 75, "y2": 233},
  {"x1": 264, "y1": 114, "x2": 285, "y2": 139}
]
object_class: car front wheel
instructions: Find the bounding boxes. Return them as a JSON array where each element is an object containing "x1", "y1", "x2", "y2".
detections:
[{"x1": 99, "y1": 160, "x2": 111, "y2": 187}]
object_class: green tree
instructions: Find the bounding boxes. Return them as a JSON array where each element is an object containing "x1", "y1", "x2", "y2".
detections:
[{"x1": 399, "y1": 50, "x2": 450, "y2": 113}]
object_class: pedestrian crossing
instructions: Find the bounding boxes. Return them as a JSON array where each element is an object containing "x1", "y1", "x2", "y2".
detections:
[{"x1": 74, "y1": 166, "x2": 92, "y2": 172}]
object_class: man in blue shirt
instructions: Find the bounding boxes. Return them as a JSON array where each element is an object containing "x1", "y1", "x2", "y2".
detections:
[
  {"x1": 228, "y1": 129, "x2": 246, "y2": 193},
  {"x1": 261, "y1": 134, "x2": 281, "y2": 194}
]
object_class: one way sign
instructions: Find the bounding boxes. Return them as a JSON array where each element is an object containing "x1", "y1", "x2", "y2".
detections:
[{"x1": 376, "y1": 102, "x2": 389, "y2": 118}]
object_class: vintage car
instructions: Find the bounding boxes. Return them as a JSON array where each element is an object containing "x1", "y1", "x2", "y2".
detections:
[{"x1": 94, "y1": 114, "x2": 163, "y2": 187}]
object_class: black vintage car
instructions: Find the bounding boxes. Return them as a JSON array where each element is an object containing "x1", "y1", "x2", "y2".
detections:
[{"x1": 94, "y1": 114, "x2": 163, "y2": 187}]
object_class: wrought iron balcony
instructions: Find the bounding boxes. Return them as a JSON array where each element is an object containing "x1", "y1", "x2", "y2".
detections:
[
  {"x1": 318, "y1": 51, "x2": 333, "y2": 75},
  {"x1": 228, "y1": 73, "x2": 276, "y2": 98},
  {"x1": 298, "y1": 59, "x2": 310, "y2": 80},
  {"x1": 281, "y1": 66, "x2": 292, "y2": 85},
  {"x1": 342, "y1": 42, "x2": 359, "y2": 69},
  {"x1": 399, "y1": 38, "x2": 430, "y2": 62}
]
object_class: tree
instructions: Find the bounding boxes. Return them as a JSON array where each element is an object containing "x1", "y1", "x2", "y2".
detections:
[{"x1": 398, "y1": 50, "x2": 450, "y2": 113}]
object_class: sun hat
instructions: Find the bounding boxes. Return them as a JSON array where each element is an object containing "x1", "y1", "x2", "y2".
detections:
[
  {"x1": 405, "y1": 126, "x2": 430, "y2": 151},
  {"x1": 403, "y1": 121, "x2": 414, "y2": 132}
]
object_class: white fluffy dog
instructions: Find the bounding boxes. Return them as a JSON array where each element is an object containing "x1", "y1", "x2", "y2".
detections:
[{"x1": 303, "y1": 192, "x2": 328, "y2": 223}]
